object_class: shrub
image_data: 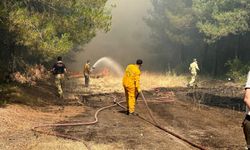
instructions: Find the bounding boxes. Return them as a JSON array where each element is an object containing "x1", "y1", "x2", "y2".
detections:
[{"x1": 225, "y1": 58, "x2": 250, "y2": 82}]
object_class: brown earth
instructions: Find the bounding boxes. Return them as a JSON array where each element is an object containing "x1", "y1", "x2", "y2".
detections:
[{"x1": 0, "y1": 76, "x2": 246, "y2": 150}]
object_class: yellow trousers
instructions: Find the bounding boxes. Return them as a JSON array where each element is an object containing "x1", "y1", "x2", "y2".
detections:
[
  {"x1": 124, "y1": 86, "x2": 137, "y2": 113},
  {"x1": 189, "y1": 72, "x2": 197, "y2": 86}
]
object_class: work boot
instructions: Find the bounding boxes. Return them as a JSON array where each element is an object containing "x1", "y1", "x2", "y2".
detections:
[
  {"x1": 129, "y1": 112, "x2": 135, "y2": 116},
  {"x1": 126, "y1": 111, "x2": 130, "y2": 115},
  {"x1": 126, "y1": 111, "x2": 133, "y2": 116},
  {"x1": 128, "y1": 112, "x2": 137, "y2": 116}
]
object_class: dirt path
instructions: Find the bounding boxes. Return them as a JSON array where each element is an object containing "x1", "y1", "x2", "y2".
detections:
[{"x1": 0, "y1": 76, "x2": 246, "y2": 149}]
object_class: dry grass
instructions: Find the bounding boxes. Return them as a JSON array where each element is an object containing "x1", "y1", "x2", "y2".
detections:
[
  {"x1": 85, "y1": 72, "x2": 188, "y2": 94},
  {"x1": 0, "y1": 72, "x2": 196, "y2": 150},
  {"x1": 140, "y1": 72, "x2": 188, "y2": 90},
  {"x1": 0, "y1": 104, "x2": 87, "y2": 150},
  {"x1": 28, "y1": 137, "x2": 88, "y2": 150}
]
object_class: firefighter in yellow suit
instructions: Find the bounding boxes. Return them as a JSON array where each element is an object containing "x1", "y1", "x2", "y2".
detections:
[
  {"x1": 123, "y1": 59, "x2": 143, "y2": 115},
  {"x1": 188, "y1": 58, "x2": 199, "y2": 87}
]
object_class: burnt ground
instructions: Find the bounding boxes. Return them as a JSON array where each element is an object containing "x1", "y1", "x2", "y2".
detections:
[
  {"x1": 0, "y1": 77, "x2": 247, "y2": 150},
  {"x1": 55, "y1": 78, "x2": 246, "y2": 150}
]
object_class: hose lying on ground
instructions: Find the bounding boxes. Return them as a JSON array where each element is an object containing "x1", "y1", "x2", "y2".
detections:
[
  {"x1": 114, "y1": 92, "x2": 207, "y2": 150},
  {"x1": 32, "y1": 93, "x2": 206, "y2": 150},
  {"x1": 32, "y1": 98, "x2": 119, "y2": 150},
  {"x1": 142, "y1": 92, "x2": 207, "y2": 150}
]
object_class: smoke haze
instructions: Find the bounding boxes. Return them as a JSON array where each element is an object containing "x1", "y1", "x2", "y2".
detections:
[{"x1": 67, "y1": 0, "x2": 165, "y2": 72}]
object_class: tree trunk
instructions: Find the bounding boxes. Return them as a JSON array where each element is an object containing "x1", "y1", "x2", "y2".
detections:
[
  {"x1": 233, "y1": 36, "x2": 238, "y2": 59},
  {"x1": 202, "y1": 43, "x2": 208, "y2": 74},
  {"x1": 236, "y1": 35, "x2": 241, "y2": 59},
  {"x1": 179, "y1": 44, "x2": 185, "y2": 64},
  {"x1": 213, "y1": 44, "x2": 218, "y2": 76},
  {"x1": 6, "y1": 32, "x2": 16, "y2": 74}
]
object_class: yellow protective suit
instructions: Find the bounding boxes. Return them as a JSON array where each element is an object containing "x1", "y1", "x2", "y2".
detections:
[
  {"x1": 122, "y1": 64, "x2": 141, "y2": 114},
  {"x1": 189, "y1": 61, "x2": 199, "y2": 86}
]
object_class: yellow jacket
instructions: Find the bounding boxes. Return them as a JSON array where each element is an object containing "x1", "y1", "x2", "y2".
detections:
[
  {"x1": 189, "y1": 61, "x2": 199, "y2": 74},
  {"x1": 122, "y1": 64, "x2": 141, "y2": 90}
]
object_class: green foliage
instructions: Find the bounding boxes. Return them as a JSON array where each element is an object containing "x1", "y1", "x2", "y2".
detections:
[
  {"x1": 147, "y1": 0, "x2": 250, "y2": 77},
  {"x1": 0, "y1": 0, "x2": 111, "y2": 61},
  {"x1": 0, "y1": 84, "x2": 16, "y2": 106},
  {"x1": 147, "y1": 0, "x2": 196, "y2": 46},
  {"x1": 193, "y1": 0, "x2": 250, "y2": 44},
  {"x1": 146, "y1": 0, "x2": 202, "y2": 70},
  {"x1": 225, "y1": 58, "x2": 250, "y2": 81}
]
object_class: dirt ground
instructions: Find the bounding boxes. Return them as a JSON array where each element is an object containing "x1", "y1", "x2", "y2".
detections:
[{"x1": 0, "y1": 75, "x2": 247, "y2": 150}]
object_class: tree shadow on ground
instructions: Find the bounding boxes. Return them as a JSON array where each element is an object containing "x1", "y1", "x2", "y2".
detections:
[
  {"x1": 148, "y1": 87, "x2": 245, "y2": 112},
  {"x1": 187, "y1": 92, "x2": 244, "y2": 111}
]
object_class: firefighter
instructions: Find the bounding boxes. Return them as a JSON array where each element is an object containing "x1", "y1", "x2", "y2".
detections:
[
  {"x1": 243, "y1": 71, "x2": 250, "y2": 150},
  {"x1": 83, "y1": 60, "x2": 91, "y2": 87},
  {"x1": 122, "y1": 59, "x2": 143, "y2": 115},
  {"x1": 188, "y1": 58, "x2": 199, "y2": 87},
  {"x1": 52, "y1": 56, "x2": 67, "y2": 98}
]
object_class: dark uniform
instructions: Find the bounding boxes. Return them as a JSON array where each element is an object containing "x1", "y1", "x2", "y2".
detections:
[{"x1": 52, "y1": 60, "x2": 66, "y2": 97}]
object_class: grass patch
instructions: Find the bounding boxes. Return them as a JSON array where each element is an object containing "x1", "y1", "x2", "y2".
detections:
[
  {"x1": 90, "y1": 72, "x2": 190, "y2": 94},
  {"x1": 0, "y1": 84, "x2": 18, "y2": 106},
  {"x1": 141, "y1": 72, "x2": 188, "y2": 89},
  {"x1": 0, "y1": 81, "x2": 58, "y2": 107}
]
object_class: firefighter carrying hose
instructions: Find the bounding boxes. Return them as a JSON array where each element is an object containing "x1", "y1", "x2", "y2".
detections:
[
  {"x1": 122, "y1": 59, "x2": 143, "y2": 115},
  {"x1": 188, "y1": 58, "x2": 199, "y2": 87},
  {"x1": 52, "y1": 56, "x2": 67, "y2": 98}
]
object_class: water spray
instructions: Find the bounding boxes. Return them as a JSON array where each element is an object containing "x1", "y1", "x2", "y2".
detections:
[{"x1": 92, "y1": 57, "x2": 124, "y2": 77}]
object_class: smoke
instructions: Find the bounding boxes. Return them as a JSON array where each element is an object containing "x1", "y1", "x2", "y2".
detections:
[{"x1": 67, "y1": 0, "x2": 164, "y2": 72}]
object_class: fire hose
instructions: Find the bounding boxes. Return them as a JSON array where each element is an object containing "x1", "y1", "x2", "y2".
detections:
[
  {"x1": 115, "y1": 92, "x2": 207, "y2": 150},
  {"x1": 32, "y1": 93, "x2": 206, "y2": 150},
  {"x1": 32, "y1": 101, "x2": 119, "y2": 150}
]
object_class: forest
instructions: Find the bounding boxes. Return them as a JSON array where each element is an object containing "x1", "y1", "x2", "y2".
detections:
[
  {"x1": 0, "y1": 0, "x2": 111, "y2": 81},
  {"x1": 146, "y1": 0, "x2": 250, "y2": 79},
  {"x1": 1, "y1": 0, "x2": 250, "y2": 81},
  {"x1": 0, "y1": 1, "x2": 249, "y2": 149}
]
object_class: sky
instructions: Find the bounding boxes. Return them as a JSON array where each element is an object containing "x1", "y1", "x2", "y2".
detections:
[{"x1": 67, "y1": 0, "x2": 163, "y2": 72}]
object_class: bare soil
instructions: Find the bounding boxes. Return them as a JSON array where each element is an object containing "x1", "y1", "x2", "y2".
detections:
[{"x1": 0, "y1": 76, "x2": 246, "y2": 150}]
